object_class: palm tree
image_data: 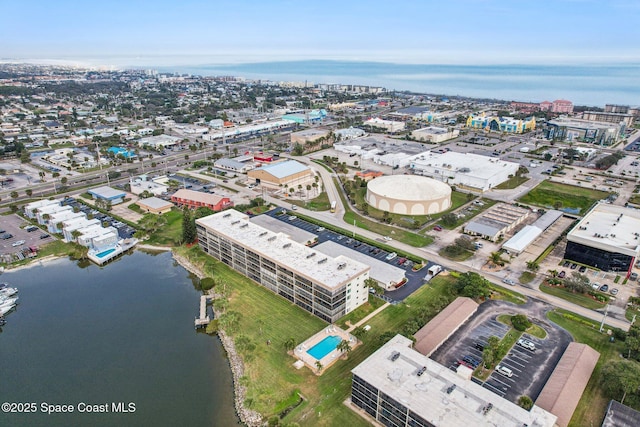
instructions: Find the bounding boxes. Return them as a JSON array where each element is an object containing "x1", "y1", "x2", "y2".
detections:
[
  {"x1": 337, "y1": 339, "x2": 352, "y2": 359},
  {"x1": 489, "y1": 252, "x2": 505, "y2": 267},
  {"x1": 284, "y1": 337, "x2": 296, "y2": 352},
  {"x1": 315, "y1": 361, "x2": 323, "y2": 373}
]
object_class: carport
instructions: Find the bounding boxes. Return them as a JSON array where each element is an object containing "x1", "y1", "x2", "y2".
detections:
[
  {"x1": 535, "y1": 342, "x2": 600, "y2": 427},
  {"x1": 413, "y1": 297, "x2": 479, "y2": 357}
]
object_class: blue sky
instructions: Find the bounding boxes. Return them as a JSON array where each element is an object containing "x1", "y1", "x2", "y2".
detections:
[{"x1": 1, "y1": 0, "x2": 638, "y2": 66}]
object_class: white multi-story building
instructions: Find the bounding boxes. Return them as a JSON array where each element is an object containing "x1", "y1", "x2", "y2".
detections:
[
  {"x1": 363, "y1": 117, "x2": 405, "y2": 133},
  {"x1": 410, "y1": 151, "x2": 519, "y2": 192},
  {"x1": 196, "y1": 210, "x2": 370, "y2": 322},
  {"x1": 24, "y1": 199, "x2": 62, "y2": 219}
]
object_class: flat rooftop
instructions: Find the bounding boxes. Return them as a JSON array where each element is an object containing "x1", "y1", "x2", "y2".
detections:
[
  {"x1": 567, "y1": 203, "x2": 640, "y2": 257},
  {"x1": 196, "y1": 210, "x2": 369, "y2": 290},
  {"x1": 352, "y1": 335, "x2": 557, "y2": 427},
  {"x1": 314, "y1": 241, "x2": 405, "y2": 287},
  {"x1": 250, "y1": 214, "x2": 315, "y2": 244},
  {"x1": 411, "y1": 151, "x2": 520, "y2": 180}
]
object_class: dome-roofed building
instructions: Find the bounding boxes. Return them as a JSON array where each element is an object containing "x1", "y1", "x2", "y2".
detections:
[{"x1": 365, "y1": 175, "x2": 451, "y2": 215}]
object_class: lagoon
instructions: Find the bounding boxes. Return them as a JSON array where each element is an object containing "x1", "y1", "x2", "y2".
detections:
[{"x1": 0, "y1": 251, "x2": 239, "y2": 427}]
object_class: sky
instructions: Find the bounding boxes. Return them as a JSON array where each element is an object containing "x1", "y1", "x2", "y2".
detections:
[{"x1": 1, "y1": 0, "x2": 639, "y2": 66}]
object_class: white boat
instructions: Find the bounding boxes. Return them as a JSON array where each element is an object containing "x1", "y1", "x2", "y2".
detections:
[
  {"x1": 0, "y1": 287, "x2": 18, "y2": 297},
  {"x1": 0, "y1": 296, "x2": 18, "y2": 306},
  {"x1": 0, "y1": 304, "x2": 15, "y2": 316}
]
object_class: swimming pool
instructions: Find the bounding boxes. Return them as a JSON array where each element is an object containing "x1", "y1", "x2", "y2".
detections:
[
  {"x1": 307, "y1": 335, "x2": 341, "y2": 360},
  {"x1": 96, "y1": 248, "x2": 116, "y2": 259}
]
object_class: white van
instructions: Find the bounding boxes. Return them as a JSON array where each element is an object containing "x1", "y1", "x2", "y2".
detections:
[{"x1": 495, "y1": 365, "x2": 513, "y2": 378}]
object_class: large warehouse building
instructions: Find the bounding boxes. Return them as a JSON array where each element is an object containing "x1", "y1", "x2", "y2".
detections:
[
  {"x1": 410, "y1": 151, "x2": 520, "y2": 192},
  {"x1": 565, "y1": 203, "x2": 640, "y2": 274},
  {"x1": 366, "y1": 175, "x2": 452, "y2": 215},
  {"x1": 247, "y1": 160, "x2": 314, "y2": 190},
  {"x1": 350, "y1": 335, "x2": 557, "y2": 427},
  {"x1": 196, "y1": 210, "x2": 370, "y2": 322}
]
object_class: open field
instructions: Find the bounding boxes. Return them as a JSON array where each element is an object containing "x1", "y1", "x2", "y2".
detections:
[
  {"x1": 546, "y1": 309, "x2": 629, "y2": 426},
  {"x1": 540, "y1": 283, "x2": 607, "y2": 310},
  {"x1": 518, "y1": 181, "x2": 611, "y2": 214},
  {"x1": 494, "y1": 176, "x2": 530, "y2": 189},
  {"x1": 287, "y1": 191, "x2": 331, "y2": 211},
  {"x1": 144, "y1": 209, "x2": 183, "y2": 246}
]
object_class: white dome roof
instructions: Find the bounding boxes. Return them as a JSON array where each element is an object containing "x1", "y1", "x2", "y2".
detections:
[{"x1": 367, "y1": 175, "x2": 451, "y2": 201}]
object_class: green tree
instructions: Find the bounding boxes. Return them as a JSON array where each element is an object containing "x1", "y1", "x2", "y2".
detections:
[
  {"x1": 517, "y1": 395, "x2": 533, "y2": 410},
  {"x1": 601, "y1": 360, "x2": 640, "y2": 404},
  {"x1": 441, "y1": 213, "x2": 457, "y2": 227},
  {"x1": 511, "y1": 314, "x2": 532, "y2": 331},
  {"x1": 454, "y1": 272, "x2": 491, "y2": 299},
  {"x1": 526, "y1": 260, "x2": 540, "y2": 271},
  {"x1": 20, "y1": 150, "x2": 31, "y2": 163},
  {"x1": 482, "y1": 347, "x2": 495, "y2": 371},
  {"x1": 182, "y1": 207, "x2": 197, "y2": 243},
  {"x1": 564, "y1": 272, "x2": 590, "y2": 294},
  {"x1": 337, "y1": 339, "x2": 352, "y2": 358},
  {"x1": 25, "y1": 189, "x2": 32, "y2": 197},
  {"x1": 10, "y1": 191, "x2": 18, "y2": 199},
  {"x1": 284, "y1": 337, "x2": 296, "y2": 352},
  {"x1": 315, "y1": 361, "x2": 323, "y2": 373},
  {"x1": 489, "y1": 251, "x2": 506, "y2": 266}
]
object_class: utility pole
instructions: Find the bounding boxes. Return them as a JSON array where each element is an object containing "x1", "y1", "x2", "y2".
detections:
[{"x1": 599, "y1": 303, "x2": 609, "y2": 333}]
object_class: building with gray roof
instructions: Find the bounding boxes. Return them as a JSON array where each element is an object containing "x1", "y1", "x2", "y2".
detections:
[{"x1": 463, "y1": 203, "x2": 530, "y2": 242}]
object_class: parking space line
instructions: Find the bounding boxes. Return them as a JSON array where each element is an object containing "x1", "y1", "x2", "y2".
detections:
[
  {"x1": 489, "y1": 376, "x2": 513, "y2": 388},
  {"x1": 483, "y1": 383, "x2": 507, "y2": 397}
]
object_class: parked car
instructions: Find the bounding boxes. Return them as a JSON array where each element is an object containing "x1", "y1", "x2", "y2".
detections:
[
  {"x1": 579, "y1": 265, "x2": 587, "y2": 273},
  {"x1": 474, "y1": 342, "x2": 485, "y2": 351},
  {"x1": 385, "y1": 252, "x2": 397, "y2": 261},
  {"x1": 502, "y1": 278, "x2": 515, "y2": 286},
  {"x1": 496, "y1": 365, "x2": 513, "y2": 378},
  {"x1": 383, "y1": 236, "x2": 393, "y2": 241},
  {"x1": 570, "y1": 263, "x2": 578, "y2": 270},
  {"x1": 517, "y1": 338, "x2": 536, "y2": 351},
  {"x1": 610, "y1": 288, "x2": 619, "y2": 296},
  {"x1": 397, "y1": 258, "x2": 407, "y2": 265},
  {"x1": 558, "y1": 271, "x2": 566, "y2": 278},
  {"x1": 316, "y1": 227, "x2": 325, "y2": 232},
  {"x1": 433, "y1": 225, "x2": 443, "y2": 231},
  {"x1": 591, "y1": 283, "x2": 601, "y2": 290},
  {"x1": 563, "y1": 261, "x2": 570, "y2": 267},
  {"x1": 40, "y1": 234, "x2": 50, "y2": 239},
  {"x1": 12, "y1": 240, "x2": 25, "y2": 247},
  {"x1": 600, "y1": 284, "x2": 609, "y2": 292},
  {"x1": 630, "y1": 272, "x2": 638, "y2": 281},
  {"x1": 288, "y1": 216, "x2": 297, "y2": 221}
]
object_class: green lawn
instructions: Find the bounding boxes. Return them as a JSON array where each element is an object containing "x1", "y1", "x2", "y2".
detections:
[
  {"x1": 488, "y1": 284, "x2": 527, "y2": 305},
  {"x1": 518, "y1": 180, "x2": 611, "y2": 214},
  {"x1": 144, "y1": 209, "x2": 183, "y2": 246},
  {"x1": 540, "y1": 283, "x2": 606, "y2": 310},
  {"x1": 494, "y1": 176, "x2": 530, "y2": 189},
  {"x1": 629, "y1": 194, "x2": 640, "y2": 205},
  {"x1": 438, "y1": 246, "x2": 474, "y2": 261},
  {"x1": 547, "y1": 309, "x2": 628, "y2": 426},
  {"x1": 497, "y1": 314, "x2": 547, "y2": 338},
  {"x1": 519, "y1": 271, "x2": 536, "y2": 284},
  {"x1": 177, "y1": 246, "x2": 459, "y2": 426},
  {"x1": 288, "y1": 191, "x2": 331, "y2": 211},
  {"x1": 336, "y1": 295, "x2": 386, "y2": 329}
]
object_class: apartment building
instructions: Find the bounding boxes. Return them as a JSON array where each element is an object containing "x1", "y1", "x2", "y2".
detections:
[{"x1": 196, "y1": 210, "x2": 370, "y2": 322}]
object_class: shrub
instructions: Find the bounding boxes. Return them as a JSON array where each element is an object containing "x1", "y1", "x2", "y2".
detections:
[
  {"x1": 517, "y1": 395, "x2": 533, "y2": 410},
  {"x1": 200, "y1": 277, "x2": 216, "y2": 290},
  {"x1": 511, "y1": 314, "x2": 532, "y2": 331}
]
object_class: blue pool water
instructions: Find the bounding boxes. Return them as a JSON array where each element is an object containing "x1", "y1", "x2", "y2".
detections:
[
  {"x1": 307, "y1": 335, "x2": 341, "y2": 360},
  {"x1": 96, "y1": 248, "x2": 116, "y2": 258}
]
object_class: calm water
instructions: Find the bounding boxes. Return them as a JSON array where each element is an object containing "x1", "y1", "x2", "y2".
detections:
[
  {"x1": 161, "y1": 60, "x2": 640, "y2": 105},
  {"x1": 0, "y1": 251, "x2": 239, "y2": 427}
]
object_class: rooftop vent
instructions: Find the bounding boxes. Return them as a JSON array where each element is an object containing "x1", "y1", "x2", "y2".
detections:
[
  {"x1": 283, "y1": 243, "x2": 291, "y2": 249},
  {"x1": 306, "y1": 253, "x2": 316, "y2": 259},
  {"x1": 231, "y1": 220, "x2": 240, "y2": 225},
  {"x1": 223, "y1": 213, "x2": 231, "y2": 218},
  {"x1": 416, "y1": 366, "x2": 427, "y2": 377},
  {"x1": 259, "y1": 231, "x2": 268, "y2": 237},
  {"x1": 240, "y1": 223, "x2": 248, "y2": 228},
  {"x1": 446, "y1": 384, "x2": 456, "y2": 394},
  {"x1": 318, "y1": 258, "x2": 328, "y2": 264},
  {"x1": 268, "y1": 236, "x2": 277, "y2": 242},
  {"x1": 337, "y1": 262, "x2": 347, "y2": 270},
  {"x1": 482, "y1": 403, "x2": 493, "y2": 416},
  {"x1": 391, "y1": 351, "x2": 400, "y2": 362}
]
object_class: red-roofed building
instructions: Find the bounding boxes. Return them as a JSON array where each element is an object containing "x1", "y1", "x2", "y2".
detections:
[
  {"x1": 171, "y1": 189, "x2": 233, "y2": 211},
  {"x1": 552, "y1": 99, "x2": 574, "y2": 114}
]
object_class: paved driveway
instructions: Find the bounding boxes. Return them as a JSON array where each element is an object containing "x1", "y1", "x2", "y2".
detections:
[{"x1": 430, "y1": 299, "x2": 572, "y2": 403}]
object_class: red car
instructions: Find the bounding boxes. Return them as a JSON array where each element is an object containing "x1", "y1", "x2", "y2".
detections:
[
  {"x1": 397, "y1": 258, "x2": 407, "y2": 265},
  {"x1": 433, "y1": 225, "x2": 443, "y2": 231}
]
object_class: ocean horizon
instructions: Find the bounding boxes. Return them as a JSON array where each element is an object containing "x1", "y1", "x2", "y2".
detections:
[{"x1": 153, "y1": 60, "x2": 640, "y2": 106}]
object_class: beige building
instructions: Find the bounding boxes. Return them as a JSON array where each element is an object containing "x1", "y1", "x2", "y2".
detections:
[
  {"x1": 290, "y1": 128, "x2": 331, "y2": 145},
  {"x1": 366, "y1": 175, "x2": 452, "y2": 215},
  {"x1": 136, "y1": 197, "x2": 173, "y2": 214},
  {"x1": 411, "y1": 126, "x2": 460, "y2": 143},
  {"x1": 247, "y1": 160, "x2": 314, "y2": 190}
]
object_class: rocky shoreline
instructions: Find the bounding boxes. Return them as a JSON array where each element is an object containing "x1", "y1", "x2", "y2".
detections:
[{"x1": 172, "y1": 252, "x2": 263, "y2": 427}]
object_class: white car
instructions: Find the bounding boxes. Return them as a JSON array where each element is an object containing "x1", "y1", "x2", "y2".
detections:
[
  {"x1": 517, "y1": 338, "x2": 536, "y2": 351},
  {"x1": 383, "y1": 236, "x2": 393, "y2": 241},
  {"x1": 495, "y1": 365, "x2": 513, "y2": 378},
  {"x1": 12, "y1": 240, "x2": 25, "y2": 247},
  {"x1": 316, "y1": 227, "x2": 325, "y2": 232}
]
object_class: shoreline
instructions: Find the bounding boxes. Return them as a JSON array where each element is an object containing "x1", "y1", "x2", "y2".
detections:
[
  {"x1": 172, "y1": 251, "x2": 262, "y2": 427},
  {"x1": 3, "y1": 254, "x2": 66, "y2": 273}
]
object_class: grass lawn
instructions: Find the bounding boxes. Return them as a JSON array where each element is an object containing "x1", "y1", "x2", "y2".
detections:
[
  {"x1": 540, "y1": 283, "x2": 606, "y2": 310},
  {"x1": 519, "y1": 271, "x2": 536, "y2": 284},
  {"x1": 494, "y1": 176, "x2": 530, "y2": 190},
  {"x1": 128, "y1": 202, "x2": 144, "y2": 214},
  {"x1": 288, "y1": 191, "x2": 331, "y2": 211},
  {"x1": 144, "y1": 210, "x2": 183, "y2": 246},
  {"x1": 497, "y1": 314, "x2": 547, "y2": 338},
  {"x1": 336, "y1": 295, "x2": 386, "y2": 329},
  {"x1": 629, "y1": 194, "x2": 640, "y2": 205},
  {"x1": 488, "y1": 285, "x2": 527, "y2": 305},
  {"x1": 547, "y1": 309, "x2": 627, "y2": 426},
  {"x1": 335, "y1": 178, "x2": 433, "y2": 247},
  {"x1": 626, "y1": 306, "x2": 640, "y2": 322},
  {"x1": 438, "y1": 247, "x2": 474, "y2": 261},
  {"x1": 518, "y1": 180, "x2": 611, "y2": 214},
  {"x1": 178, "y1": 244, "x2": 460, "y2": 426}
]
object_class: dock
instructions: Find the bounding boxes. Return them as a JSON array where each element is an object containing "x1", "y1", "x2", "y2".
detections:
[{"x1": 195, "y1": 295, "x2": 215, "y2": 328}]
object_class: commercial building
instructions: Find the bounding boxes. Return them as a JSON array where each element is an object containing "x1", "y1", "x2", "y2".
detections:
[
  {"x1": 565, "y1": 203, "x2": 640, "y2": 273},
  {"x1": 171, "y1": 189, "x2": 233, "y2": 212},
  {"x1": 214, "y1": 156, "x2": 256, "y2": 173},
  {"x1": 88, "y1": 186, "x2": 127, "y2": 206},
  {"x1": 502, "y1": 210, "x2": 563, "y2": 255},
  {"x1": 466, "y1": 113, "x2": 536, "y2": 133},
  {"x1": 363, "y1": 117, "x2": 406, "y2": 133},
  {"x1": 128, "y1": 175, "x2": 168, "y2": 196},
  {"x1": 411, "y1": 126, "x2": 459, "y2": 143},
  {"x1": 137, "y1": 134, "x2": 181, "y2": 150},
  {"x1": 355, "y1": 169, "x2": 383, "y2": 181},
  {"x1": 334, "y1": 127, "x2": 365, "y2": 140},
  {"x1": 196, "y1": 210, "x2": 370, "y2": 322},
  {"x1": 582, "y1": 111, "x2": 635, "y2": 127},
  {"x1": 601, "y1": 400, "x2": 640, "y2": 427},
  {"x1": 350, "y1": 335, "x2": 557, "y2": 427},
  {"x1": 540, "y1": 99, "x2": 574, "y2": 113},
  {"x1": 543, "y1": 117, "x2": 624, "y2": 146},
  {"x1": 136, "y1": 197, "x2": 173, "y2": 215},
  {"x1": 410, "y1": 151, "x2": 520, "y2": 192},
  {"x1": 247, "y1": 160, "x2": 314, "y2": 189},
  {"x1": 290, "y1": 128, "x2": 331, "y2": 145},
  {"x1": 510, "y1": 101, "x2": 540, "y2": 114},
  {"x1": 463, "y1": 203, "x2": 530, "y2": 242},
  {"x1": 366, "y1": 175, "x2": 452, "y2": 215},
  {"x1": 282, "y1": 109, "x2": 327, "y2": 124}
]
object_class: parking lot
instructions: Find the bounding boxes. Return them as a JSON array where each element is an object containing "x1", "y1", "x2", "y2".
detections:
[
  {"x1": 430, "y1": 299, "x2": 571, "y2": 404},
  {"x1": 263, "y1": 209, "x2": 437, "y2": 302},
  {"x1": 61, "y1": 198, "x2": 136, "y2": 240},
  {"x1": 0, "y1": 214, "x2": 53, "y2": 256}
]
